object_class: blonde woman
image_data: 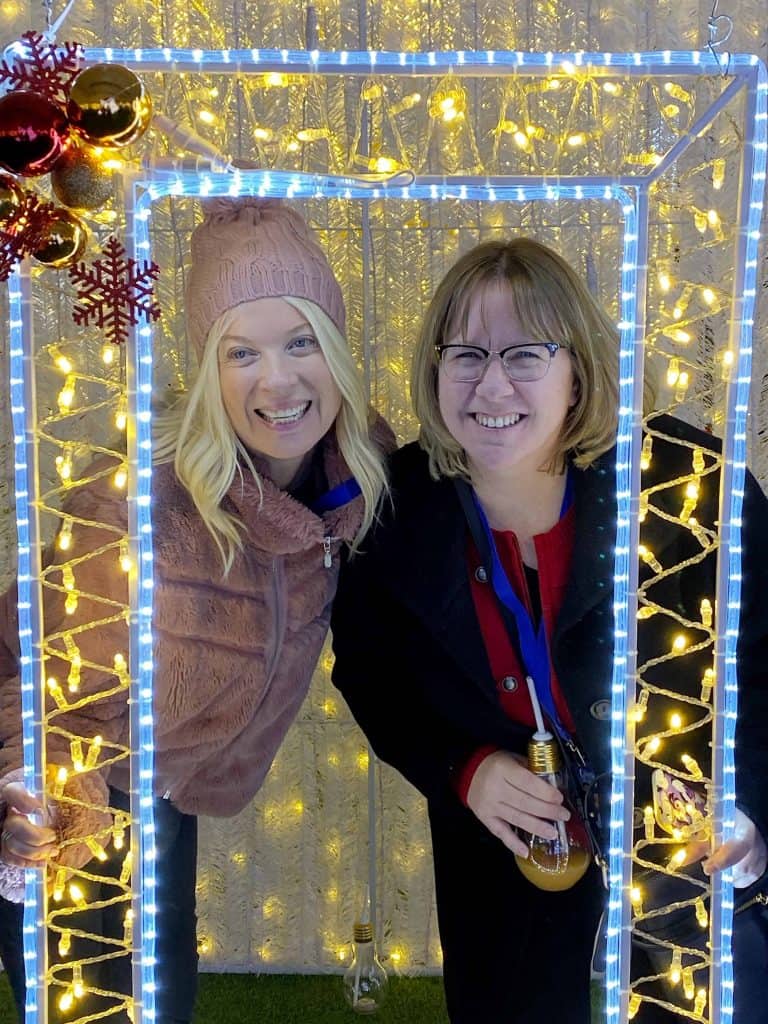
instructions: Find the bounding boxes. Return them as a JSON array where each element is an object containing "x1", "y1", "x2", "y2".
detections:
[
  {"x1": 331, "y1": 238, "x2": 768, "y2": 1023},
  {"x1": 0, "y1": 198, "x2": 391, "y2": 1024}
]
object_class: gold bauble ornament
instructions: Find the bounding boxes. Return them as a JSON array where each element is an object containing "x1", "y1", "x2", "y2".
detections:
[
  {"x1": 51, "y1": 143, "x2": 114, "y2": 210},
  {"x1": 67, "y1": 64, "x2": 152, "y2": 148},
  {"x1": 32, "y1": 208, "x2": 88, "y2": 268},
  {"x1": 0, "y1": 173, "x2": 25, "y2": 227}
]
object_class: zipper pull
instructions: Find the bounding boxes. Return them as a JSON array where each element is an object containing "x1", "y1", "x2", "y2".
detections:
[{"x1": 323, "y1": 536, "x2": 332, "y2": 569}]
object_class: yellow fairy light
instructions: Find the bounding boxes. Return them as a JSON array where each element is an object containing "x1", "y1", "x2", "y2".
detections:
[
  {"x1": 560, "y1": 60, "x2": 576, "y2": 75},
  {"x1": 692, "y1": 448, "x2": 705, "y2": 474},
  {"x1": 57, "y1": 375, "x2": 76, "y2": 413},
  {"x1": 336, "y1": 947, "x2": 347, "y2": 962},
  {"x1": 198, "y1": 109, "x2": 215, "y2": 125},
  {"x1": 695, "y1": 898, "x2": 708, "y2": 928},
  {"x1": 638, "y1": 545, "x2": 663, "y2": 574},
  {"x1": 292, "y1": 799, "x2": 304, "y2": 815},
  {"x1": 59, "y1": 988, "x2": 74, "y2": 1012},
  {"x1": 636, "y1": 604, "x2": 656, "y2": 619},
  {"x1": 69, "y1": 882, "x2": 86, "y2": 908},
  {"x1": 669, "y1": 712, "x2": 683, "y2": 730},
  {"x1": 628, "y1": 993, "x2": 642, "y2": 1019},
  {"x1": 700, "y1": 598, "x2": 713, "y2": 628},
  {"x1": 114, "y1": 652, "x2": 130, "y2": 687},
  {"x1": 101, "y1": 343, "x2": 116, "y2": 365},
  {"x1": 253, "y1": 126, "x2": 273, "y2": 141},
  {"x1": 119, "y1": 539, "x2": 132, "y2": 573},
  {"x1": 566, "y1": 132, "x2": 586, "y2": 146},
  {"x1": 55, "y1": 450, "x2": 73, "y2": 483},
  {"x1": 53, "y1": 868, "x2": 67, "y2": 901},
  {"x1": 72, "y1": 964, "x2": 84, "y2": 999},
  {"x1": 53, "y1": 350, "x2": 73, "y2": 374},
  {"x1": 668, "y1": 328, "x2": 691, "y2": 344},
  {"x1": 712, "y1": 157, "x2": 725, "y2": 189},
  {"x1": 664, "y1": 82, "x2": 692, "y2": 103},
  {"x1": 639, "y1": 494, "x2": 649, "y2": 524},
  {"x1": 630, "y1": 886, "x2": 643, "y2": 914},
  {"x1": 58, "y1": 517, "x2": 73, "y2": 551},
  {"x1": 658, "y1": 271, "x2": 671, "y2": 293},
  {"x1": 389, "y1": 92, "x2": 422, "y2": 116},
  {"x1": 694, "y1": 988, "x2": 707, "y2": 1015},
  {"x1": 666, "y1": 357, "x2": 680, "y2": 387},
  {"x1": 675, "y1": 370, "x2": 690, "y2": 402},
  {"x1": 53, "y1": 765, "x2": 68, "y2": 798},
  {"x1": 702, "y1": 287, "x2": 716, "y2": 306},
  {"x1": 67, "y1": 652, "x2": 81, "y2": 693},
  {"x1": 682, "y1": 966, "x2": 695, "y2": 1000},
  {"x1": 602, "y1": 81, "x2": 621, "y2": 95},
  {"x1": 643, "y1": 805, "x2": 655, "y2": 839},
  {"x1": 113, "y1": 815, "x2": 126, "y2": 850},
  {"x1": 85, "y1": 837, "x2": 108, "y2": 862},
  {"x1": 115, "y1": 399, "x2": 127, "y2": 432},
  {"x1": 672, "y1": 634, "x2": 688, "y2": 653},
  {"x1": 62, "y1": 563, "x2": 75, "y2": 592},
  {"x1": 670, "y1": 947, "x2": 682, "y2": 984},
  {"x1": 640, "y1": 435, "x2": 653, "y2": 469},
  {"x1": 65, "y1": 592, "x2": 78, "y2": 615},
  {"x1": 707, "y1": 209, "x2": 719, "y2": 227},
  {"x1": 632, "y1": 689, "x2": 649, "y2": 722},
  {"x1": 681, "y1": 754, "x2": 704, "y2": 780},
  {"x1": 48, "y1": 675, "x2": 71, "y2": 710},
  {"x1": 669, "y1": 847, "x2": 687, "y2": 870},
  {"x1": 85, "y1": 735, "x2": 102, "y2": 769},
  {"x1": 513, "y1": 130, "x2": 530, "y2": 150},
  {"x1": 114, "y1": 466, "x2": 128, "y2": 489},
  {"x1": 645, "y1": 736, "x2": 662, "y2": 756},
  {"x1": 371, "y1": 155, "x2": 399, "y2": 173},
  {"x1": 694, "y1": 211, "x2": 708, "y2": 233},
  {"x1": 58, "y1": 929, "x2": 72, "y2": 957},
  {"x1": 70, "y1": 738, "x2": 84, "y2": 773},
  {"x1": 673, "y1": 304, "x2": 683, "y2": 320},
  {"x1": 357, "y1": 750, "x2": 370, "y2": 772},
  {"x1": 124, "y1": 908, "x2": 134, "y2": 943},
  {"x1": 296, "y1": 128, "x2": 329, "y2": 143},
  {"x1": 322, "y1": 698, "x2": 337, "y2": 717},
  {"x1": 101, "y1": 156, "x2": 123, "y2": 172},
  {"x1": 661, "y1": 103, "x2": 679, "y2": 118},
  {"x1": 721, "y1": 348, "x2": 735, "y2": 380},
  {"x1": 701, "y1": 666, "x2": 715, "y2": 701},
  {"x1": 119, "y1": 849, "x2": 133, "y2": 885}
]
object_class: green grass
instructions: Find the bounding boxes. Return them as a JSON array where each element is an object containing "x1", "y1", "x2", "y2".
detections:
[{"x1": 0, "y1": 972, "x2": 450, "y2": 1024}]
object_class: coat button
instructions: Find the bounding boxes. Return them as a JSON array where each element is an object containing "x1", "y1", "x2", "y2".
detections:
[
  {"x1": 589, "y1": 699, "x2": 611, "y2": 721},
  {"x1": 475, "y1": 566, "x2": 488, "y2": 583},
  {"x1": 500, "y1": 676, "x2": 518, "y2": 692}
]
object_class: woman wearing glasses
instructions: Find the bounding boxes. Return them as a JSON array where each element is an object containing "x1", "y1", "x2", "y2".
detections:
[{"x1": 330, "y1": 238, "x2": 768, "y2": 1023}]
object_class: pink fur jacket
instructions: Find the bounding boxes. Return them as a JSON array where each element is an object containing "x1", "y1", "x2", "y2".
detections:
[{"x1": 0, "y1": 421, "x2": 392, "y2": 895}]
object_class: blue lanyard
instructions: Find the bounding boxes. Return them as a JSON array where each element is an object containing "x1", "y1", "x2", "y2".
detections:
[
  {"x1": 471, "y1": 472, "x2": 573, "y2": 740},
  {"x1": 309, "y1": 478, "x2": 362, "y2": 515}
]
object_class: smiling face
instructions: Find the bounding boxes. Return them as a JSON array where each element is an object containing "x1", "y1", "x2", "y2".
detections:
[
  {"x1": 437, "y1": 281, "x2": 577, "y2": 482},
  {"x1": 217, "y1": 297, "x2": 342, "y2": 488}
]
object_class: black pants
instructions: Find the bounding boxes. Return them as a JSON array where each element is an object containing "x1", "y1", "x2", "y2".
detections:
[
  {"x1": 429, "y1": 802, "x2": 604, "y2": 1024},
  {"x1": 0, "y1": 789, "x2": 198, "y2": 1024}
]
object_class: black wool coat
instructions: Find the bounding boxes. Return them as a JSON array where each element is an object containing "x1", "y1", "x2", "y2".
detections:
[{"x1": 330, "y1": 414, "x2": 768, "y2": 868}]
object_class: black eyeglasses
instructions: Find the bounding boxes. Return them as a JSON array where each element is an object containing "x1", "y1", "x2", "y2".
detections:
[{"x1": 435, "y1": 341, "x2": 568, "y2": 383}]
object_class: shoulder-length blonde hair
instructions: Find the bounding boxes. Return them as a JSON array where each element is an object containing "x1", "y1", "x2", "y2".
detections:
[
  {"x1": 412, "y1": 237, "x2": 655, "y2": 480},
  {"x1": 153, "y1": 297, "x2": 388, "y2": 574}
]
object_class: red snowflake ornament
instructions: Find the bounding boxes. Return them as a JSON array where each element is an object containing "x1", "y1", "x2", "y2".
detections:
[
  {"x1": 0, "y1": 30, "x2": 84, "y2": 107},
  {"x1": 68, "y1": 235, "x2": 161, "y2": 346},
  {"x1": 0, "y1": 191, "x2": 56, "y2": 281}
]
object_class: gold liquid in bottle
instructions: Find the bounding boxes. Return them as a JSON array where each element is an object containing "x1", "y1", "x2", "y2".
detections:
[{"x1": 513, "y1": 732, "x2": 591, "y2": 891}]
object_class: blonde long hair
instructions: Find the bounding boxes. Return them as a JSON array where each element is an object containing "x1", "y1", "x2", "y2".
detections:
[
  {"x1": 154, "y1": 297, "x2": 388, "y2": 574},
  {"x1": 412, "y1": 237, "x2": 656, "y2": 480}
]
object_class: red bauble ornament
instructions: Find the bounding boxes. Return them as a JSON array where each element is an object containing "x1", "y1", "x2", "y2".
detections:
[{"x1": 0, "y1": 90, "x2": 70, "y2": 177}]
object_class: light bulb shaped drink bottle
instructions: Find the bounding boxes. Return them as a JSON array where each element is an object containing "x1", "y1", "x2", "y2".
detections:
[
  {"x1": 514, "y1": 677, "x2": 591, "y2": 891},
  {"x1": 342, "y1": 886, "x2": 388, "y2": 1013}
]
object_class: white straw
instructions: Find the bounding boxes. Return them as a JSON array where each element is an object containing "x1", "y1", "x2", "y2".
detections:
[{"x1": 526, "y1": 675, "x2": 547, "y2": 735}]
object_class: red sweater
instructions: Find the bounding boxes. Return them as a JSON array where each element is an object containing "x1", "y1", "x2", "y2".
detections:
[{"x1": 456, "y1": 505, "x2": 577, "y2": 804}]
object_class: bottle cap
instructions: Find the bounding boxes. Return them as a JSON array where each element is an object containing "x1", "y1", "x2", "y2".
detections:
[
  {"x1": 528, "y1": 734, "x2": 562, "y2": 775},
  {"x1": 353, "y1": 922, "x2": 374, "y2": 943}
]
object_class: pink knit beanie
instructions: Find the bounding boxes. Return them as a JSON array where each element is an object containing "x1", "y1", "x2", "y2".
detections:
[{"x1": 185, "y1": 197, "x2": 346, "y2": 359}]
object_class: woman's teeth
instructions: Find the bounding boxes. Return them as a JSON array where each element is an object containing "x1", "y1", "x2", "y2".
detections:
[
  {"x1": 473, "y1": 412, "x2": 522, "y2": 429},
  {"x1": 257, "y1": 402, "x2": 310, "y2": 424}
]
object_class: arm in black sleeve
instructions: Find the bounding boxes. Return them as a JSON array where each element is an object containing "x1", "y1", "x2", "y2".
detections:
[
  {"x1": 330, "y1": 550, "x2": 476, "y2": 810},
  {"x1": 733, "y1": 467, "x2": 768, "y2": 845}
]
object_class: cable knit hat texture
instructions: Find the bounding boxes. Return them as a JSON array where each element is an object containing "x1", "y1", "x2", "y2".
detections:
[{"x1": 185, "y1": 197, "x2": 346, "y2": 359}]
